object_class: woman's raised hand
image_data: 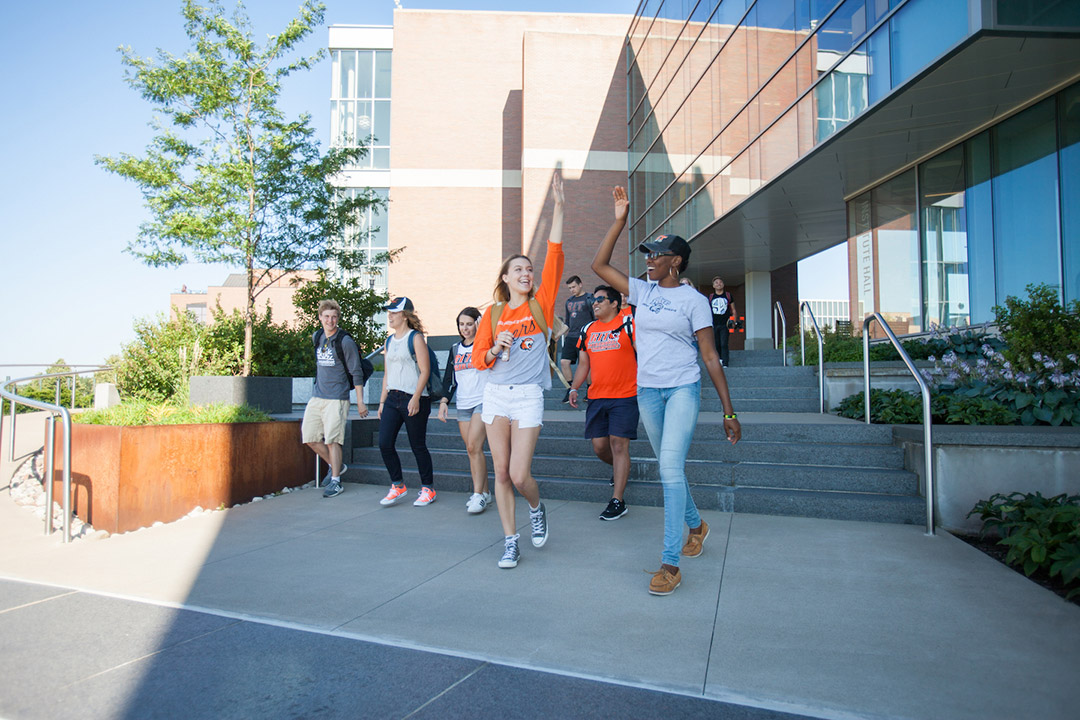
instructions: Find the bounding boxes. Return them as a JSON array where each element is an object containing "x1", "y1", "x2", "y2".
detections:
[
  {"x1": 552, "y1": 173, "x2": 565, "y2": 206},
  {"x1": 613, "y1": 186, "x2": 629, "y2": 222}
]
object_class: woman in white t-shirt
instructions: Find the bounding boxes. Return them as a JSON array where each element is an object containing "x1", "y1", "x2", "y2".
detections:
[
  {"x1": 438, "y1": 307, "x2": 491, "y2": 514},
  {"x1": 591, "y1": 186, "x2": 741, "y2": 597},
  {"x1": 377, "y1": 296, "x2": 436, "y2": 508}
]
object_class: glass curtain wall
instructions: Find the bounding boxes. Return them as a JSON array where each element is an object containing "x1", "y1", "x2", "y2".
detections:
[
  {"x1": 626, "y1": 0, "x2": 970, "y2": 262},
  {"x1": 849, "y1": 82, "x2": 1080, "y2": 331},
  {"x1": 331, "y1": 49, "x2": 392, "y2": 169}
]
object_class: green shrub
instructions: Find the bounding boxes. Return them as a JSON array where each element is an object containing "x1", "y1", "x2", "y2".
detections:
[
  {"x1": 835, "y1": 388, "x2": 924, "y2": 423},
  {"x1": 968, "y1": 492, "x2": 1080, "y2": 599},
  {"x1": 789, "y1": 326, "x2": 971, "y2": 365},
  {"x1": 835, "y1": 388, "x2": 1018, "y2": 425},
  {"x1": 936, "y1": 394, "x2": 1018, "y2": 425},
  {"x1": 995, "y1": 283, "x2": 1080, "y2": 374},
  {"x1": 75, "y1": 401, "x2": 272, "y2": 426},
  {"x1": 114, "y1": 309, "x2": 235, "y2": 403},
  {"x1": 203, "y1": 306, "x2": 313, "y2": 378}
]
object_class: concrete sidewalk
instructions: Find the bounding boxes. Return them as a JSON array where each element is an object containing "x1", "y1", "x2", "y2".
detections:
[{"x1": 1, "y1": 436, "x2": 1079, "y2": 720}]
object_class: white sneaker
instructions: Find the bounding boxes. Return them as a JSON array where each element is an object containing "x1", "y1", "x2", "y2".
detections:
[{"x1": 467, "y1": 492, "x2": 492, "y2": 514}]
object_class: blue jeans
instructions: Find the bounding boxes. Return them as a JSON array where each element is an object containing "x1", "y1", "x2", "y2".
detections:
[{"x1": 637, "y1": 381, "x2": 702, "y2": 567}]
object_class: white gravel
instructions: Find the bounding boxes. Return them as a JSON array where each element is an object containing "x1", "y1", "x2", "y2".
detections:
[{"x1": 7, "y1": 451, "x2": 316, "y2": 541}]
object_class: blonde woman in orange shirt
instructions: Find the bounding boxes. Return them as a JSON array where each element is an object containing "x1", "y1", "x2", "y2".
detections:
[{"x1": 472, "y1": 175, "x2": 565, "y2": 568}]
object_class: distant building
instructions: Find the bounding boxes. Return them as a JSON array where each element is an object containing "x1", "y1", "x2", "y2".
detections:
[
  {"x1": 170, "y1": 270, "x2": 318, "y2": 325},
  {"x1": 801, "y1": 299, "x2": 851, "y2": 332},
  {"x1": 327, "y1": 12, "x2": 688, "y2": 339}
]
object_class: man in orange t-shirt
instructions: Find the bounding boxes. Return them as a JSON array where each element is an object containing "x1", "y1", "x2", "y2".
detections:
[{"x1": 568, "y1": 285, "x2": 637, "y2": 520}]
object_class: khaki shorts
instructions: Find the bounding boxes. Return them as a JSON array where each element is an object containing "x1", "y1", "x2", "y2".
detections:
[{"x1": 302, "y1": 397, "x2": 349, "y2": 445}]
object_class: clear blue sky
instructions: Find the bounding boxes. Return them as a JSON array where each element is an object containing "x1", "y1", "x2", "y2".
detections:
[{"x1": 0, "y1": 0, "x2": 845, "y2": 375}]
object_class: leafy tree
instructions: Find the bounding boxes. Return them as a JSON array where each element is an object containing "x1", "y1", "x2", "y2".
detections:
[{"x1": 96, "y1": 0, "x2": 380, "y2": 376}]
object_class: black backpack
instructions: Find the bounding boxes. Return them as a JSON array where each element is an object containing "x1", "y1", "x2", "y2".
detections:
[
  {"x1": 313, "y1": 329, "x2": 374, "y2": 387},
  {"x1": 577, "y1": 314, "x2": 635, "y2": 357},
  {"x1": 383, "y1": 330, "x2": 446, "y2": 400}
]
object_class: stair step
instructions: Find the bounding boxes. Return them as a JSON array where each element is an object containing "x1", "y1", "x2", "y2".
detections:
[
  {"x1": 732, "y1": 487, "x2": 925, "y2": 525},
  {"x1": 732, "y1": 463, "x2": 918, "y2": 494},
  {"x1": 379, "y1": 433, "x2": 904, "y2": 468},
  {"x1": 341, "y1": 465, "x2": 924, "y2": 524},
  {"x1": 361, "y1": 434, "x2": 906, "y2": 478}
]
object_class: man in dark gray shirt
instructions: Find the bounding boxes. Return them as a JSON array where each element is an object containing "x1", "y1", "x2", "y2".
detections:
[
  {"x1": 560, "y1": 275, "x2": 594, "y2": 402},
  {"x1": 302, "y1": 299, "x2": 368, "y2": 498}
]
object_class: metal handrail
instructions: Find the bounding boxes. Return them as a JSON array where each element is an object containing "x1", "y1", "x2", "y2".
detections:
[
  {"x1": 1, "y1": 367, "x2": 111, "y2": 543},
  {"x1": 863, "y1": 313, "x2": 934, "y2": 537},
  {"x1": 773, "y1": 301, "x2": 787, "y2": 366},
  {"x1": 798, "y1": 301, "x2": 824, "y2": 413}
]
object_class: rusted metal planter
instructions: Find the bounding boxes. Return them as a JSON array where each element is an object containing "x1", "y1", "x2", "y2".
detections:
[{"x1": 50, "y1": 421, "x2": 312, "y2": 534}]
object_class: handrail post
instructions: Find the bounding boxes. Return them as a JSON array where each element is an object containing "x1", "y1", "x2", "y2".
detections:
[
  {"x1": 774, "y1": 301, "x2": 787, "y2": 367},
  {"x1": 70, "y1": 375, "x2": 76, "y2": 410},
  {"x1": 44, "y1": 415, "x2": 56, "y2": 535},
  {"x1": 799, "y1": 302, "x2": 825, "y2": 413},
  {"x1": 7, "y1": 381, "x2": 15, "y2": 461},
  {"x1": 314, "y1": 454, "x2": 321, "y2": 488},
  {"x1": 863, "y1": 329, "x2": 871, "y2": 424},
  {"x1": 1, "y1": 375, "x2": 8, "y2": 460},
  {"x1": 862, "y1": 313, "x2": 935, "y2": 537},
  {"x1": 59, "y1": 408, "x2": 72, "y2": 543}
]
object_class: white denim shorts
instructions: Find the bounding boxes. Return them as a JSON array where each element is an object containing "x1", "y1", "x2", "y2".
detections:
[{"x1": 481, "y1": 383, "x2": 544, "y2": 429}]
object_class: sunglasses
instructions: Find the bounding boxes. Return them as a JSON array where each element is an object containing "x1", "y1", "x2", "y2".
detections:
[
  {"x1": 592, "y1": 296, "x2": 612, "y2": 304},
  {"x1": 645, "y1": 251, "x2": 676, "y2": 260}
]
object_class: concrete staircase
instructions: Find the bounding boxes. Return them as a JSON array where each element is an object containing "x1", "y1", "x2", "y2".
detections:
[
  {"x1": 348, "y1": 416, "x2": 923, "y2": 524},
  {"x1": 346, "y1": 350, "x2": 924, "y2": 525}
]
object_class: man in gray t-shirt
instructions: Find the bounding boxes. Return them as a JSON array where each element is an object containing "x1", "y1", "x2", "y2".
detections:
[{"x1": 302, "y1": 299, "x2": 368, "y2": 498}]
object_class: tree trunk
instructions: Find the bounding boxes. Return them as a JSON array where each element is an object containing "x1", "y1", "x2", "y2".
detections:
[{"x1": 243, "y1": 260, "x2": 254, "y2": 377}]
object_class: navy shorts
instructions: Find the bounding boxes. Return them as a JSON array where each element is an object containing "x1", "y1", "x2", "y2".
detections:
[{"x1": 584, "y1": 396, "x2": 639, "y2": 440}]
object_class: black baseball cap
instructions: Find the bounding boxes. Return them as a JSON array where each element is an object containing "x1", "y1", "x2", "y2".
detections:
[
  {"x1": 384, "y1": 296, "x2": 414, "y2": 312},
  {"x1": 638, "y1": 234, "x2": 690, "y2": 260}
]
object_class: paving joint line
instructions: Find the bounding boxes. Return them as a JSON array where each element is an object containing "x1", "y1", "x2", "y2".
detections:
[
  {"x1": 401, "y1": 662, "x2": 490, "y2": 719},
  {"x1": 60, "y1": 615, "x2": 244, "y2": 690},
  {"x1": 702, "y1": 514, "x2": 736, "y2": 695},
  {"x1": 0, "y1": 589, "x2": 78, "y2": 616}
]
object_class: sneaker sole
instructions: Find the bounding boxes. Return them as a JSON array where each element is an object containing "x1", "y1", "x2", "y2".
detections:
[
  {"x1": 498, "y1": 559, "x2": 518, "y2": 568},
  {"x1": 467, "y1": 504, "x2": 486, "y2": 514},
  {"x1": 323, "y1": 489, "x2": 343, "y2": 498},
  {"x1": 531, "y1": 534, "x2": 547, "y2": 548},
  {"x1": 413, "y1": 499, "x2": 436, "y2": 506},
  {"x1": 380, "y1": 494, "x2": 407, "y2": 506},
  {"x1": 599, "y1": 508, "x2": 627, "y2": 520}
]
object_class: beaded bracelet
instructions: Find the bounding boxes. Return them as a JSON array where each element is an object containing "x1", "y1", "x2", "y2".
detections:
[{"x1": 724, "y1": 413, "x2": 738, "y2": 419}]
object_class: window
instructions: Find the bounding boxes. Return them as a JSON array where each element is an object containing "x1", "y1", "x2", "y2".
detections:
[{"x1": 330, "y1": 49, "x2": 392, "y2": 170}]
